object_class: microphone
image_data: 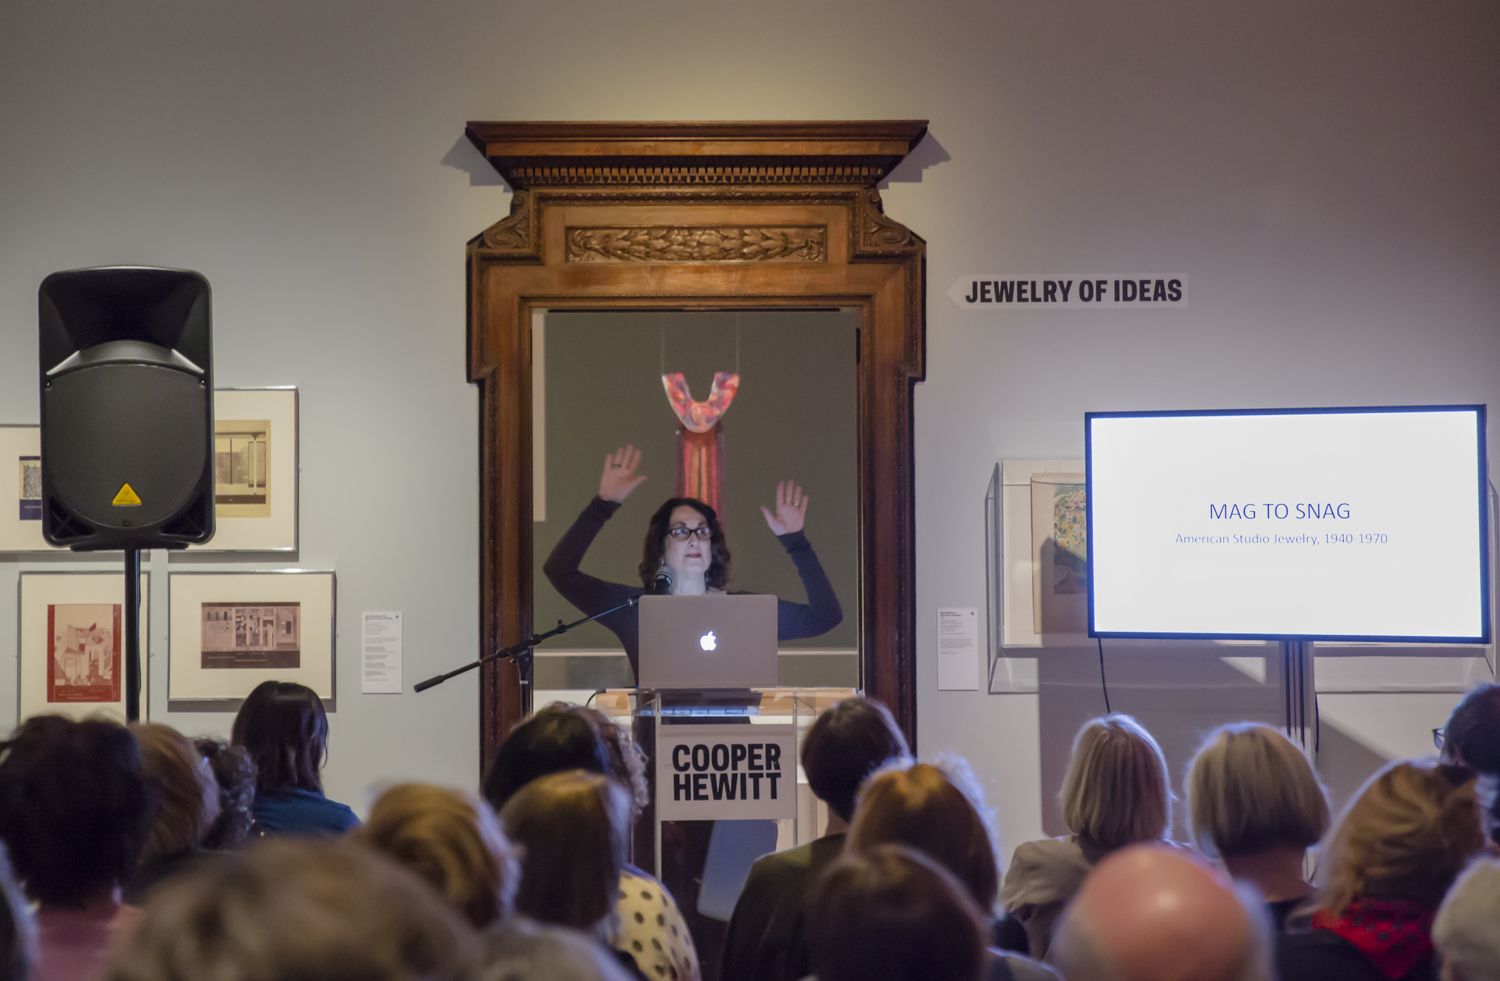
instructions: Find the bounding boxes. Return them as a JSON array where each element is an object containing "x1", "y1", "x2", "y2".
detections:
[{"x1": 650, "y1": 568, "x2": 673, "y2": 595}]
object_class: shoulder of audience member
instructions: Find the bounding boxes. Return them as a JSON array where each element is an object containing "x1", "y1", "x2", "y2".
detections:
[{"x1": 1001, "y1": 837, "x2": 1092, "y2": 907}]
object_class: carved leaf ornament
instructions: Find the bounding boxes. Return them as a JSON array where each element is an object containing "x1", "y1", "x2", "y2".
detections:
[{"x1": 567, "y1": 225, "x2": 826, "y2": 263}]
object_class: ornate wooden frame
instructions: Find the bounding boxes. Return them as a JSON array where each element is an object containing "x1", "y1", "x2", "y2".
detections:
[{"x1": 465, "y1": 121, "x2": 928, "y2": 769}]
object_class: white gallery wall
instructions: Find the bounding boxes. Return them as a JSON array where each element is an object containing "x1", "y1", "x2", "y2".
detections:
[{"x1": 0, "y1": 1, "x2": 1495, "y2": 844}]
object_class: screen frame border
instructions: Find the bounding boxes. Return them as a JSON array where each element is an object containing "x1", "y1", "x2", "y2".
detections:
[{"x1": 1083, "y1": 403, "x2": 1491, "y2": 645}]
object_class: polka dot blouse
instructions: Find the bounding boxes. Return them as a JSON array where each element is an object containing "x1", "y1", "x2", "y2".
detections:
[{"x1": 610, "y1": 870, "x2": 701, "y2": 981}]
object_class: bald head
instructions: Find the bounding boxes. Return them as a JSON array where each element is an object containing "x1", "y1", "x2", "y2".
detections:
[{"x1": 1050, "y1": 845, "x2": 1271, "y2": 981}]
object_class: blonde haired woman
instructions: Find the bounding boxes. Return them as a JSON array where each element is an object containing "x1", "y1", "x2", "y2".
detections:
[
  {"x1": 1276, "y1": 760, "x2": 1485, "y2": 981},
  {"x1": 1000, "y1": 714, "x2": 1173, "y2": 959},
  {"x1": 1186, "y1": 723, "x2": 1331, "y2": 931},
  {"x1": 360, "y1": 783, "x2": 520, "y2": 929}
]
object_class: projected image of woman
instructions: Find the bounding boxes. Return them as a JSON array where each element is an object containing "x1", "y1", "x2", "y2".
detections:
[{"x1": 544, "y1": 444, "x2": 842, "y2": 680}]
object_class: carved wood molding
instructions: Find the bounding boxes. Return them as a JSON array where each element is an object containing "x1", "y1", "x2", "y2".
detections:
[
  {"x1": 566, "y1": 226, "x2": 827, "y2": 263},
  {"x1": 466, "y1": 121, "x2": 928, "y2": 771},
  {"x1": 466, "y1": 121, "x2": 928, "y2": 189}
]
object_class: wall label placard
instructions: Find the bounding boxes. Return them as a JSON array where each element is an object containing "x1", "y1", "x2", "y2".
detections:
[
  {"x1": 655, "y1": 724, "x2": 797, "y2": 821},
  {"x1": 949, "y1": 275, "x2": 1188, "y2": 310}
]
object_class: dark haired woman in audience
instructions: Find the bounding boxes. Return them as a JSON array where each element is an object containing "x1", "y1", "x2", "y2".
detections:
[
  {"x1": 482, "y1": 708, "x2": 611, "y2": 812},
  {"x1": 1276, "y1": 760, "x2": 1486, "y2": 981},
  {"x1": 194, "y1": 738, "x2": 258, "y2": 848},
  {"x1": 0, "y1": 716, "x2": 155, "y2": 981},
  {"x1": 848, "y1": 760, "x2": 1058, "y2": 981},
  {"x1": 806, "y1": 844, "x2": 989, "y2": 981},
  {"x1": 123, "y1": 723, "x2": 222, "y2": 904},
  {"x1": 1001, "y1": 713, "x2": 1174, "y2": 960},
  {"x1": 232, "y1": 680, "x2": 358, "y2": 835},
  {"x1": 1186, "y1": 722, "x2": 1331, "y2": 930},
  {"x1": 543, "y1": 444, "x2": 842, "y2": 680}
]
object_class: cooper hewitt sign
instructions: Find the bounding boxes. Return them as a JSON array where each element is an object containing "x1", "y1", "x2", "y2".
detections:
[{"x1": 656, "y1": 724, "x2": 797, "y2": 821}]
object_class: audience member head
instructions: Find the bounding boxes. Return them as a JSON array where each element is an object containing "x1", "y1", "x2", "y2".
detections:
[
  {"x1": 552, "y1": 703, "x2": 649, "y2": 819},
  {"x1": 0, "y1": 716, "x2": 154, "y2": 906},
  {"x1": 361, "y1": 782, "x2": 520, "y2": 929},
  {"x1": 499, "y1": 770, "x2": 629, "y2": 935},
  {"x1": 847, "y1": 759, "x2": 1000, "y2": 914},
  {"x1": 1432, "y1": 858, "x2": 1500, "y2": 981},
  {"x1": 231, "y1": 680, "x2": 329, "y2": 794},
  {"x1": 802, "y1": 696, "x2": 910, "y2": 823},
  {"x1": 482, "y1": 710, "x2": 608, "y2": 814},
  {"x1": 194, "y1": 738, "x2": 257, "y2": 849},
  {"x1": 133, "y1": 723, "x2": 221, "y2": 864},
  {"x1": 0, "y1": 843, "x2": 33, "y2": 981},
  {"x1": 1061, "y1": 713, "x2": 1173, "y2": 851},
  {"x1": 1186, "y1": 722, "x2": 1330, "y2": 860},
  {"x1": 106, "y1": 839, "x2": 478, "y2": 981},
  {"x1": 479, "y1": 919, "x2": 635, "y2": 981},
  {"x1": 1443, "y1": 684, "x2": 1500, "y2": 773},
  {"x1": 806, "y1": 844, "x2": 987, "y2": 981},
  {"x1": 1311, "y1": 759, "x2": 1485, "y2": 916},
  {"x1": 1050, "y1": 844, "x2": 1273, "y2": 981}
]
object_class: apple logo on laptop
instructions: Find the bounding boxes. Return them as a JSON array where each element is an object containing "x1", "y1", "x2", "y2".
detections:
[{"x1": 699, "y1": 630, "x2": 717, "y2": 652}]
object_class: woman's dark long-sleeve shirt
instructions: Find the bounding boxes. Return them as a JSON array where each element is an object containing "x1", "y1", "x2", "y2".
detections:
[{"x1": 543, "y1": 497, "x2": 843, "y2": 679}]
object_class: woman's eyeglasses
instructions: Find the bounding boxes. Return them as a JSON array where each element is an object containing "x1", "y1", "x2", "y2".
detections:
[
  {"x1": 667, "y1": 525, "x2": 712, "y2": 541},
  {"x1": 1433, "y1": 727, "x2": 1446, "y2": 750}
]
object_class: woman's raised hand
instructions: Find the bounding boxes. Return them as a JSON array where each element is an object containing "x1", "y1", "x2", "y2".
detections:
[
  {"x1": 598, "y1": 445, "x2": 648, "y2": 503},
  {"x1": 760, "y1": 480, "x2": 808, "y2": 535}
]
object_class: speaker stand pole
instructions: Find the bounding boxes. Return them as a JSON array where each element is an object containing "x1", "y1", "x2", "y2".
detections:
[{"x1": 124, "y1": 548, "x2": 142, "y2": 722}]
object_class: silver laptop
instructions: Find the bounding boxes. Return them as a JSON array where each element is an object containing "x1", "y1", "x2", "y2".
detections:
[{"x1": 637, "y1": 594, "x2": 778, "y2": 690}]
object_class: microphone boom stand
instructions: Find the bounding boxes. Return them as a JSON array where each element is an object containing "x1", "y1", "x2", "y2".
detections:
[{"x1": 413, "y1": 596, "x2": 639, "y2": 694}]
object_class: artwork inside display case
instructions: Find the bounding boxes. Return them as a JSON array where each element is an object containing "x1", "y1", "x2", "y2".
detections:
[
  {"x1": 169, "y1": 571, "x2": 333, "y2": 708},
  {"x1": 19, "y1": 572, "x2": 149, "y2": 723}
]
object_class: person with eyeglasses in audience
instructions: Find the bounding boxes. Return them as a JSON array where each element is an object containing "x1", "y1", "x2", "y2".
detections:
[
  {"x1": 1436, "y1": 683, "x2": 1500, "y2": 846},
  {"x1": 543, "y1": 444, "x2": 843, "y2": 681}
]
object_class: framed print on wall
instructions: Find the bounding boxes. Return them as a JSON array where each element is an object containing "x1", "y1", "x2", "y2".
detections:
[
  {"x1": 189, "y1": 388, "x2": 299, "y2": 552},
  {"x1": 0, "y1": 426, "x2": 64, "y2": 552},
  {"x1": 169, "y1": 571, "x2": 334, "y2": 709},
  {"x1": 19, "y1": 572, "x2": 150, "y2": 723}
]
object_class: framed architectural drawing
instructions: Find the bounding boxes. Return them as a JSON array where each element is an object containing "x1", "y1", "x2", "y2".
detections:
[
  {"x1": 19, "y1": 572, "x2": 150, "y2": 723},
  {"x1": 168, "y1": 571, "x2": 334, "y2": 708},
  {"x1": 0, "y1": 426, "x2": 65, "y2": 552},
  {"x1": 189, "y1": 388, "x2": 298, "y2": 552}
]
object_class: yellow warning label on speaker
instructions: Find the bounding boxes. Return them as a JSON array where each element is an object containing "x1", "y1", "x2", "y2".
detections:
[{"x1": 112, "y1": 484, "x2": 142, "y2": 507}]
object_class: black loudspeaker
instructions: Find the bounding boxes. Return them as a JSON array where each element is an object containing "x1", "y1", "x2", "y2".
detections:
[{"x1": 38, "y1": 267, "x2": 215, "y2": 551}]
